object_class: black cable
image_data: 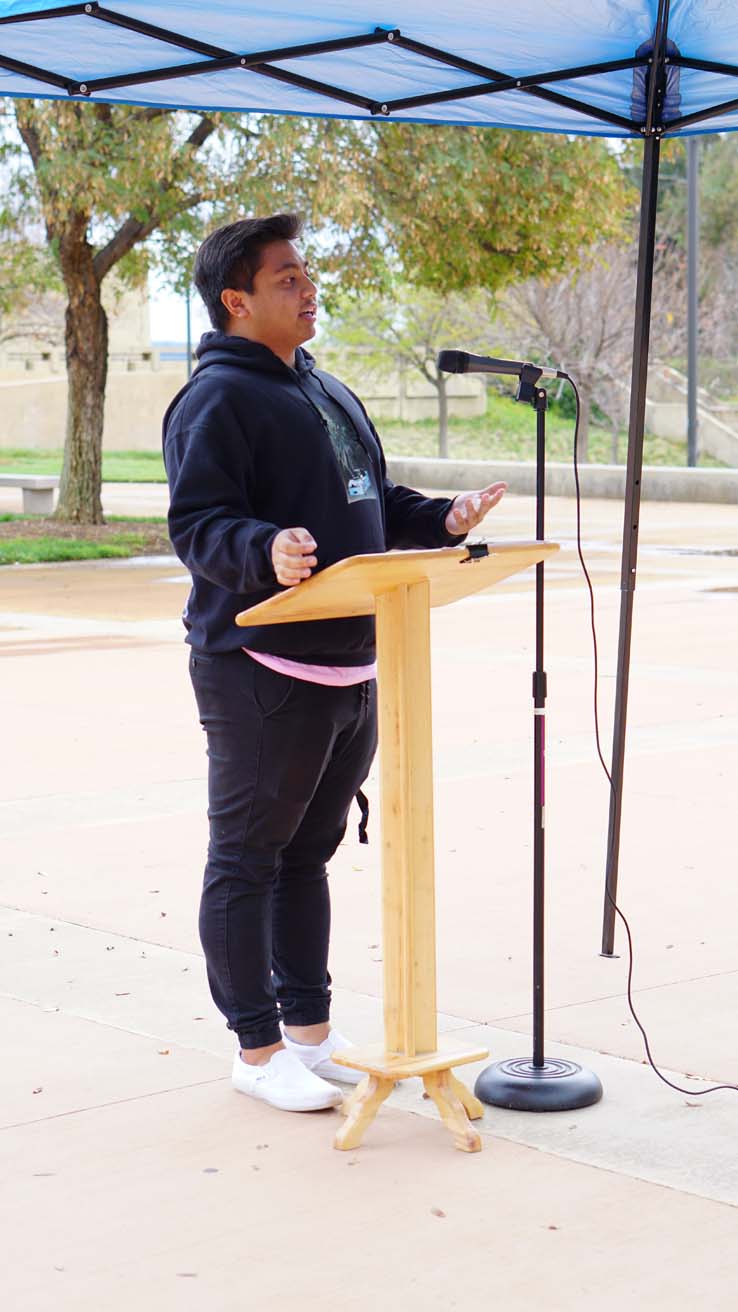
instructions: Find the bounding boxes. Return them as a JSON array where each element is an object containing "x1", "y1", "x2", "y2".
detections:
[{"x1": 565, "y1": 373, "x2": 738, "y2": 1098}]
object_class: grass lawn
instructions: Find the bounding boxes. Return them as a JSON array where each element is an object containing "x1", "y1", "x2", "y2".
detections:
[
  {"x1": 0, "y1": 448, "x2": 167, "y2": 482},
  {"x1": 0, "y1": 514, "x2": 171, "y2": 566}
]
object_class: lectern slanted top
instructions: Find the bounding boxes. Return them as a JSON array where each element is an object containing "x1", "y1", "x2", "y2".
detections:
[{"x1": 236, "y1": 540, "x2": 558, "y2": 1152}]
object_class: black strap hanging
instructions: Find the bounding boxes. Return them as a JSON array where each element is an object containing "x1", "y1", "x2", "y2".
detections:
[{"x1": 356, "y1": 789, "x2": 370, "y2": 845}]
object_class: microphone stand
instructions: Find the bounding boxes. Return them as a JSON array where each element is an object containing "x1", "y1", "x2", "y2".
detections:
[{"x1": 474, "y1": 366, "x2": 603, "y2": 1111}]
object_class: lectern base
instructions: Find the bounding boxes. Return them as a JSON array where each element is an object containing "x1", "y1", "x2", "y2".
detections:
[
  {"x1": 332, "y1": 1042, "x2": 489, "y2": 1153},
  {"x1": 474, "y1": 1058, "x2": 603, "y2": 1112}
]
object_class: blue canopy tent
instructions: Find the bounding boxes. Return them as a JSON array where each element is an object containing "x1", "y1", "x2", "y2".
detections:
[{"x1": 1, "y1": 0, "x2": 735, "y2": 952}]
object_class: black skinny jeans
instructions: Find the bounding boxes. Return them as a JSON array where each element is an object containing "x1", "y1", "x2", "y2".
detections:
[{"x1": 189, "y1": 650, "x2": 377, "y2": 1050}]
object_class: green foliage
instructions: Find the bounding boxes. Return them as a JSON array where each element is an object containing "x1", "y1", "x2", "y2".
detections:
[
  {"x1": 351, "y1": 125, "x2": 631, "y2": 294},
  {"x1": 7, "y1": 103, "x2": 344, "y2": 293},
  {"x1": 0, "y1": 102, "x2": 633, "y2": 519},
  {"x1": 2, "y1": 104, "x2": 633, "y2": 307},
  {"x1": 0, "y1": 238, "x2": 62, "y2": 317},
  {"x1": 656, "y1": 134, "x2": 738, "y2": 252}
]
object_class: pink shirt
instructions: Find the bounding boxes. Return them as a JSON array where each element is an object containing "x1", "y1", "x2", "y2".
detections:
[{"x1": 244, "y1": 648, "x2": 376, "y2": 686}]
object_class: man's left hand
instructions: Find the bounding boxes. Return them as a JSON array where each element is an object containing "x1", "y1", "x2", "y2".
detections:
[{"x1": 445, "y1": 482, "x2": 507, "y2": 537}]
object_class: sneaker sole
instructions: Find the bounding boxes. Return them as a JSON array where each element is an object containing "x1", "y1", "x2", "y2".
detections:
[{"x1": 232, "y1": 1081, "x2": 342, "y2": 1112}]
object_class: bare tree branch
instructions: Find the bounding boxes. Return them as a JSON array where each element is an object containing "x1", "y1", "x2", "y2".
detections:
[
  {"x1": 93, "y1": 191, "x2": 204, "y2": 281},
  {"x1": 92, "y1": 114, "x2": 217, "y2": 281}
]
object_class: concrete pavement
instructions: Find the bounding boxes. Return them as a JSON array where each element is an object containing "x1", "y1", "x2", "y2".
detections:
[{"x1": 1, "y1": 487, "x2": 737, "y2": 1309}]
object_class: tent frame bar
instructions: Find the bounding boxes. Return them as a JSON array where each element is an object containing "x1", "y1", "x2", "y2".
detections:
[
  {"x1": 384, "y1": 36, "x2": 644, "y2": 131},
  {"x1": 0, "y1": 2, "x2": 710, "y2": 138},
  {"x1": 0, "y1": 49, "x2": 71, "y2": 90},
  {"x1": 2, "y1": 0, "x2": 738, "y2": 141},
  {"x1": 0, "y1": 1, "x2": 90, "y2": 23},
  {"x1": 82, "y1": 32, "x2": 394, "y2": 97},
  {"x1": 0, "y1": 3, "x2": 648, "y2": 133},
  {"x1": 666, "y1": 96, "x2": 738, "y2": 133},
  {"x1": 670, "y1": 54, "x2": 738, "y2": 79}
]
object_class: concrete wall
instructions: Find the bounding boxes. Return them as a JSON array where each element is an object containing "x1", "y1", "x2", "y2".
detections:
[
  {"x1": 0, "y1": 368, "x2": 186, "y2": 451},
  {"x1": 0, "y1": 358, "x2": 485, "y2": 450},
  {"x1": 646, "y1": 364, "x2": 738, "y2": 467},
  {"x1": 0, "y1": 282, "x2": 155, "y2": 379},
  {"x1": 387, "y1": 455, "x2": 738, "y2": 504}
]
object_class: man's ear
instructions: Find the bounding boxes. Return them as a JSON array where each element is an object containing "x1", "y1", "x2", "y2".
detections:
[{"x1": 221, "y1": 288, "x2": 250, "y2": 320}]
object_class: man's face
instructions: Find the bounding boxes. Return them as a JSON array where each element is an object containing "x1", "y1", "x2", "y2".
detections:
[{"x1": 222, "y1": 239, "x2": 318, "y2": 362}]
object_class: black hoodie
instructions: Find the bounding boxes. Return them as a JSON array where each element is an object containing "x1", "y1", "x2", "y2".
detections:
[{"x1": 162, "y1": 332, "x2": 463, "y2": 662}]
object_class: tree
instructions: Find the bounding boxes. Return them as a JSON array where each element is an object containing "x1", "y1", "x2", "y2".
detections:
[
  {"x1": 325, "y1": 286, "x2": 496, "y2": 456},
  {"x1": 500, "y1": 245, "x2": 636, "y2": 460},
  {"x1": 500, "y1": 237, "x2": 687, "y2": 461},
  {"x1": 4, "y1": 105, "x2": 349, "y2": 522},
  {"x1": 3, "y1": 107, "x2": 630, "y2": 518},
  {"x1": 321, "y1": 125, "x2": 629, "y2": 457},
  {"x1": 352, "y1": 124, "x2": 629, "y2": 295},
  {"x1": 655, "y1": 134, "x2": 738, "y2": 255},
  {"x1": 649, "y1": 135, "x2": 738, "y2": 385}
]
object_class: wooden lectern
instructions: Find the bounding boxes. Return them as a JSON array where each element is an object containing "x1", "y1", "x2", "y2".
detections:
[{"x1": 236, "y1": 540, "x2": 558, "y2": 1152}]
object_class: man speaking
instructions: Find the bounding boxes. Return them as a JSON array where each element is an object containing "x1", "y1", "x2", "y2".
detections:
[{"x1": 163, "y1": 214, "x2": 505, "y2": 1114}]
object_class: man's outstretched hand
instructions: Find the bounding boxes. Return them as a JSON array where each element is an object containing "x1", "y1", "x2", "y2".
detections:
[
  {"x1": 272, "y1": 527, "x2": 318, "y2": 587},
  {"x1": 271, "y1": 486, "x2": 507, "y2": 585},
  {"x1": 444, "y1": 481, "x2": 507, "y2": 537}
]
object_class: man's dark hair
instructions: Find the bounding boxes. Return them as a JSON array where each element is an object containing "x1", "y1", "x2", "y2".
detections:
[{"x1": 194, "y1": 213, "x2": 303, "y2": 331}]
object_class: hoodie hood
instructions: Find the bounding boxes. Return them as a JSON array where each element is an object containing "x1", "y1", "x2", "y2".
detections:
[{"x1": 194, "y1": 330, "x2": 315, "y2": 376}]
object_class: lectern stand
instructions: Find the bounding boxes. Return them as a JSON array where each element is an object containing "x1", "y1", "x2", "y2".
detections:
[{"x1": 237, "y1": 540, "x2": 558, "y2": 1153}]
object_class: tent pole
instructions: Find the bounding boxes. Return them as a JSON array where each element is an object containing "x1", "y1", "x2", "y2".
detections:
[
  {"x1": 601, "y1": 134, "x2": 662, "y2": 955},
  {"x1": 687, "y1": 136, "x2": 700, "y2": 467}
]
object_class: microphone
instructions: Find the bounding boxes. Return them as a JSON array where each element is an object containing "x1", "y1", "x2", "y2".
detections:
[{"x1": 437, "y1": 349, "x2": 565, "y2": 380}]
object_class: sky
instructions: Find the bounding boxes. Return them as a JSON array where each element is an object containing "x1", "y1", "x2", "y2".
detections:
[{"x1": 149, "y1": 284, "x2": 209, "y2": 344}]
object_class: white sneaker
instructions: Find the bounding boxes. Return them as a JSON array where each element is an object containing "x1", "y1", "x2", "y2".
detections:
[
  {"x1": 282, "y1": 1028, "x2": 365, "y2": 1085},
  {"x1": 232, "y1": 1048, "x2": 343, "y2": 1111}
]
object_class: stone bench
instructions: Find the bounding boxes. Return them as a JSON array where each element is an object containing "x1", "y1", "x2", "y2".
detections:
[{"x1": 0, "y1": 473, "x2": 60, "y2": 514}]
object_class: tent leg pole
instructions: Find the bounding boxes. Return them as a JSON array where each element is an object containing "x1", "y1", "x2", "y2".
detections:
[{"x1": 601, "y1": 134, "x2": 662, "y2": 956}]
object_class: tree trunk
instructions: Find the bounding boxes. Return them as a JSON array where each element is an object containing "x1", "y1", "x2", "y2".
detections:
[
  {"x1": 56, "y1": 228, "x2": 108, "y2": 524},
  {"x1": 610, "y1": 421, "x2": 620, "y2": 464},
  {"x1": 577, "y1": 388, "x2": 591, "y2": 463},
  {"x1": 437, "y1": 374, "x2": 449, "y2": 459}
]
